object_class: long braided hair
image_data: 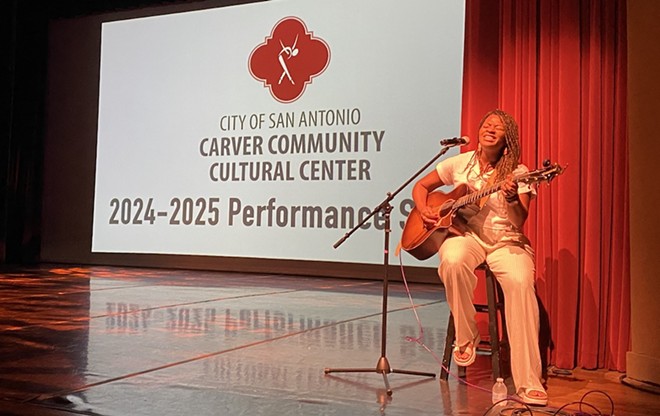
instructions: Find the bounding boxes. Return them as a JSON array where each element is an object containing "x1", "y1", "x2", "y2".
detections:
[{"x1": 475, "y1": 109, "x2": 521, "y2": 181}]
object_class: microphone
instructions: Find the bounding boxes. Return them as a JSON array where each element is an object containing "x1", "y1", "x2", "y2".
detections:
[{"x1": 440, "y1": 136, "x2": 470, "y2": 146}]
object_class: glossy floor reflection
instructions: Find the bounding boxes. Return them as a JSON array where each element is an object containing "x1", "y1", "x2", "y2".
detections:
[{"x1": 0, "y1": 265, "x2": 656, "y2": 415}]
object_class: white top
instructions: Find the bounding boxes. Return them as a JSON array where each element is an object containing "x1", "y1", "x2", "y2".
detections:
[{"x1": 435, "y1": 150, "x2": 536, "y2": 247}]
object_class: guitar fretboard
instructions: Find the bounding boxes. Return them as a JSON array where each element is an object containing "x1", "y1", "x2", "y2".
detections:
[
  {"x1": 454, "y1": 182, "x2": 503, "y2": 208},
  {"x1": 453, "y1": 174, "x2": 525, "y2": 209}
]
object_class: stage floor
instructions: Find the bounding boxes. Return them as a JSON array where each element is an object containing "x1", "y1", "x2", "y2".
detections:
[{"x1": 0, "y1": 265, "x2": 655, "y2": 415}]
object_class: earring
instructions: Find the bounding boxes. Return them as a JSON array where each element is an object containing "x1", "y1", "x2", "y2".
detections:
[{"x1": 503, "y1": 147, "x2": 509, "y2": 155}]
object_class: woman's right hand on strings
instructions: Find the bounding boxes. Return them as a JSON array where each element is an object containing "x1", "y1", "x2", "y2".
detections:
[
  {"x1": 412, "y1": 170, "x2": 445, "y2": 228},
  {"x1": 419, "y1": 206, "x2": 439, "y2": 228}
]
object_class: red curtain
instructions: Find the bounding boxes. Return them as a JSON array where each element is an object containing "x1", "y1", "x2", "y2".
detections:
[{"x1": 461, "y1": 0, "x2": 629, "y2": 371}]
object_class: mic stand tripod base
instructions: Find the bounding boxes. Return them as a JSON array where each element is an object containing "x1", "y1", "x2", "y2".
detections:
[
  {"x1": 324, "y1": 356, "x2": 436, "y2": 396},
  {"x1": 327, "y1": 190, "x2": 444, "y2": 396}
]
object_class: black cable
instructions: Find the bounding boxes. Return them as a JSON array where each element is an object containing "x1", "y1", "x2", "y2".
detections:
[
  {"x1": 478, "y1": 388, "x2": 616, "y2": 416},
  {"x1": 551, "y1": 400, "x2": 602, "y2": 415},
  {"x1": 480, "y1": 397, "x2": 535, "y2": 415},
  {"x1": 579, "y1": 390, "x2": 614, "y2": 416}
]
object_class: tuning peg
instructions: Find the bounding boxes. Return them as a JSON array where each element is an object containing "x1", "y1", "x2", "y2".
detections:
[{"x1": 543, "y1": 159, "x2": 551, "y2": 167}]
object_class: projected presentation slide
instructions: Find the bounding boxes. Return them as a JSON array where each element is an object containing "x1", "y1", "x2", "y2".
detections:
[{"x1": 92, "y1": 0, "x2": 465, "y2": 265}]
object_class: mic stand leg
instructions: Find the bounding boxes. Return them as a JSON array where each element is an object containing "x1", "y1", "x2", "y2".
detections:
[{"x1": 324, "y1": 202, "x2": 436, "y2": 396}]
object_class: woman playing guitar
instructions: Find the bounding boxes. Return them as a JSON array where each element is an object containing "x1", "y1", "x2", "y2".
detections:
[{"x1": 411, "y1": 109, "x2": 548, "y2": 406}]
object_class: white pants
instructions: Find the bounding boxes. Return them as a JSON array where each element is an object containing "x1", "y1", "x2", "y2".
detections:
[{"x1": 438, "y1": 233, "x2": 544, "y2": 393}]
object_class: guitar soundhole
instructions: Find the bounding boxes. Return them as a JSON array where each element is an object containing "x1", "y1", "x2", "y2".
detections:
[{"x1": 438, "y1": 199, "x2": 454, "y2": 217}]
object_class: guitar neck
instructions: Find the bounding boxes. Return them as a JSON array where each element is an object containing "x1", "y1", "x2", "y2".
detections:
[{"x1": 453, "y1": 175, "x2": 523, "y2": 209}]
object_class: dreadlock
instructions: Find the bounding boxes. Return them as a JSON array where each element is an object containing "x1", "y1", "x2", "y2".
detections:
[{"x1": 476, "y1": 109, "x2": 521, "y2": 181}]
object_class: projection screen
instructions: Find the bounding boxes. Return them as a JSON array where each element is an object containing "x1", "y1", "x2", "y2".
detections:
[{"x1": 85, "y1": 0, "x2": 466, "y2": 267}]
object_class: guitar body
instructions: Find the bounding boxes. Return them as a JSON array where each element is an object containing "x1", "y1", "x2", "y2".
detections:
[
  {"x1": 400, "y1": 161, "x2": 565, "y2": 261},
  {"x1": 400, "y1": 184, "x2": 469, "y2": 260}
]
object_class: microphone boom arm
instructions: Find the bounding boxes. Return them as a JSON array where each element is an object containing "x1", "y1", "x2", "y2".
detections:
[{"x1": 333, "y1": 141, "x2": 456, "y2": 249}]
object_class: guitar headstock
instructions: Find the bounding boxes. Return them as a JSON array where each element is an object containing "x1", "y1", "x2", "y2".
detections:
[{"x1": 517, "y1": 159, "x2": 566, "y2": 185}]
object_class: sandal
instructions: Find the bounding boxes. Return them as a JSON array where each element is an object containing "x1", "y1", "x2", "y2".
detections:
[
  {"x1": 517, "y1": 388, "x2": 548, "y2": 406},
  {"x1": 453, "y1": 335, "x2": 480, "y2": 367}
]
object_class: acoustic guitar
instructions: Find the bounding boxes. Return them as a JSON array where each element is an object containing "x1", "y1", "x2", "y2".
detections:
[{"x1": 400, "y1": 161, "x2": 565, "y2": 261}]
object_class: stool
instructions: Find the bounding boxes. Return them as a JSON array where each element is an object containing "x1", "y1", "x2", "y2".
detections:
[{"x1": 440, "y1": 263, "x2": 510, "y2": 380}]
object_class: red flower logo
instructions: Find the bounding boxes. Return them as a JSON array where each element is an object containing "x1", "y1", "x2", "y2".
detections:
[{"x1": 249, "y1": 17, "x2": 330, "y2": 103}]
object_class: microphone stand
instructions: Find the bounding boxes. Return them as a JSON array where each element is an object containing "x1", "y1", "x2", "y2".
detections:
[{"x1": 324, "y1": 142, "x2": 458, "y2": 396}]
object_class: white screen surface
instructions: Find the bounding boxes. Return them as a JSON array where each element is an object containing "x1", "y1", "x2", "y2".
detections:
[{"x1": 92, "y1": 0, "x2": 465, "y2": 265}]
